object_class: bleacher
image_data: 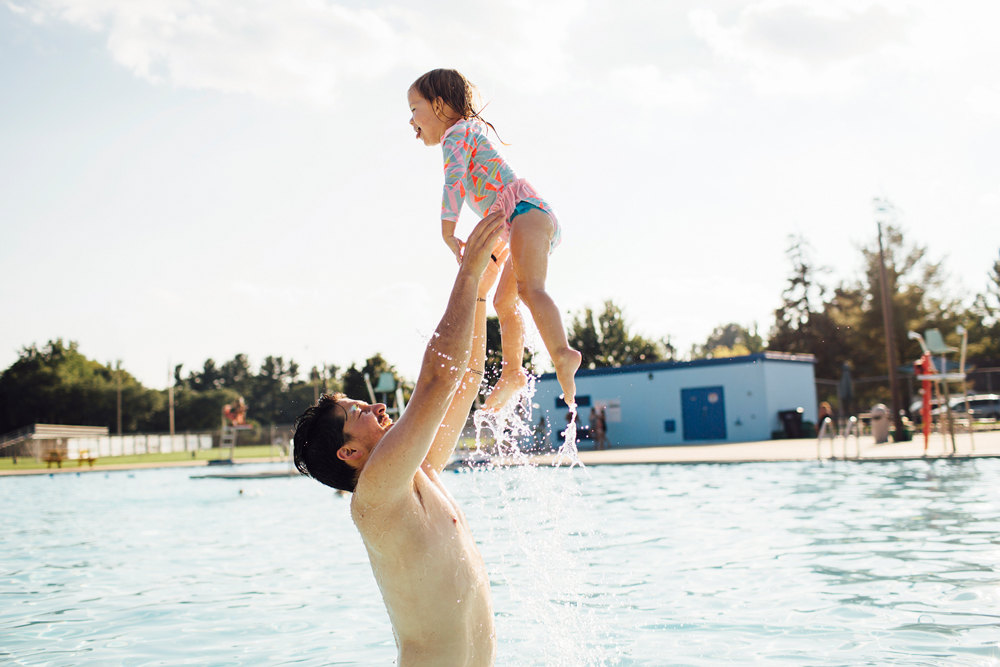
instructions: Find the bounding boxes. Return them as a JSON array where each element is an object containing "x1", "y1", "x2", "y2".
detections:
[{"x1": 0, "y1": 424, "x2": 110, "y2": 464}]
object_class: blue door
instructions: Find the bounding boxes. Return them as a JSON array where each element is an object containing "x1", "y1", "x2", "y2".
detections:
[{"x1": 681, "y1": 386, "x2": 727, "y2": 441}]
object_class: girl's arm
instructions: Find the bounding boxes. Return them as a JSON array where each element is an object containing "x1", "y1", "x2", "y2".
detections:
[
  {"x1": 441, "y1": 219, "x2": 465, "y2": 264},
  {"x1": 441, "y1": 122, "x2": 474, "y2": 235}
]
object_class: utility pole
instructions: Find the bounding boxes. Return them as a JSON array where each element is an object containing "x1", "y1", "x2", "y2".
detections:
[
  {"x1": 116, "y1": 360, "x2": 123, "y2": 438},
  {"x1": 874, "y1": 198, "x2": 909, "y2": 441},
  {"x1": 168, "y1": 359, "x2": 175, "y2": 437}
]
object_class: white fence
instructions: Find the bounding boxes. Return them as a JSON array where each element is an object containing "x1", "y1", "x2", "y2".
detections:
[{"x1": 66, "y1": 433, "x2": 213, "y2": 459}]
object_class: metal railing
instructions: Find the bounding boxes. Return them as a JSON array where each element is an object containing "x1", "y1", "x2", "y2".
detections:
[{"x1": 817, "y1": 416, "x2": 861, "y2": 460}]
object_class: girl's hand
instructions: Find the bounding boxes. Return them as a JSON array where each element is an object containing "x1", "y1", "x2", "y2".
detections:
[{"x1": 444, "y1": 235, "x2": 466, "y2": 264}]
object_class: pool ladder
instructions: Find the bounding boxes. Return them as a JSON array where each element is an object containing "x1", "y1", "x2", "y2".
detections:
[{"x1": 817, "y1": 416, "x2": 861, "y2": 460}]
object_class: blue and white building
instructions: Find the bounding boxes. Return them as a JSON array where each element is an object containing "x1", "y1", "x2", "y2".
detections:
[{"x1": 533, "y1": 352, "x2": 817, "y2": 446}]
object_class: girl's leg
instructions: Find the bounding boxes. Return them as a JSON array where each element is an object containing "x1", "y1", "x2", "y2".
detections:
[
  {"x1": 509, "y1": 209, "x2": 581, "y2": 406},
  {"x1": 484, "y1": 257, "x2": 529, "y2": 411}
]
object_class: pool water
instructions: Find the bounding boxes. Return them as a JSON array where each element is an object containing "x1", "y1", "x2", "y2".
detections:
[{"x1": 2, "y1": 458, "x2": 999, "y2": 666}]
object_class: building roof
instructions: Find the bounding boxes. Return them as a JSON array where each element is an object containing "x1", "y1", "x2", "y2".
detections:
[{"x1": 536, "y1": 351, "x2": 816, "y2": 381}]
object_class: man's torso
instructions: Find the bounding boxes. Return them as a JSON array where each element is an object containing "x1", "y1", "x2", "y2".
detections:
[{"x1": 353, "y1": 466, "x2": 495, "y2": 667}]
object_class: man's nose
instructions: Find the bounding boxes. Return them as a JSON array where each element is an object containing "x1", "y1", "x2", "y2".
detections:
[{"x1": 373, "y1": 403, "x2": 387, "y2": 415}]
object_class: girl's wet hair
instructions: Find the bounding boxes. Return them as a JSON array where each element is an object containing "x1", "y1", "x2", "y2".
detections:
[{"x1": 411, "y1": 68, "x2": 500, "y2": 140}]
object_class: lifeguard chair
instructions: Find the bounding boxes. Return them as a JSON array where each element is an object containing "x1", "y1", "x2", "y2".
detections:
[
  {"x1": 364, "y1": 372, "x2": 407, "y2": 417},
  {"x1": 216, "y1": 397, "x2": 252, "y2": 464},
  {"x1": 907, "y1": 327, "x2": 973, "y2": 453}
]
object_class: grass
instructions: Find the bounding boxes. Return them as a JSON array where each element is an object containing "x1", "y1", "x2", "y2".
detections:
[
  {"x1": 2, "y1": 437, "x2": 494, "y2": 473},
  {"x1": 0, "y1": 445, "x2": 287, "y2": 471}
]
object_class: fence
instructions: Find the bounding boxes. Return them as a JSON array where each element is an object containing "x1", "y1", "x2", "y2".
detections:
[
  {"x1": 816, "y1": 367, "x2": 1000, "y2": 420},
  {"x1": 65, "y1": 433, "x2": 213, "y2": 459}
]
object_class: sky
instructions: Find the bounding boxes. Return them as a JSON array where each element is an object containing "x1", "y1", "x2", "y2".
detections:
[{"x1": 1, "y1": 0, "x2": 998, "y2": 390}]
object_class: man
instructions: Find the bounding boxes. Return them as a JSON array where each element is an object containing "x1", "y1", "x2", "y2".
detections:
[{"x1": 293, "y1": 212, "x2": 507, "y2": 667}]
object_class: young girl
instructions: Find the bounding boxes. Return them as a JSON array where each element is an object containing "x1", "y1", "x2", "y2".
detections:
[{"x1": 407, "y1": 68, "x2": 581, "y2": 410}]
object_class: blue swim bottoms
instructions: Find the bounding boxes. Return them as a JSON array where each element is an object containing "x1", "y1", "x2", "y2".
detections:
[
  {"x1": 510, "y1": 200, "x2": 544, "y2": 221},
  {"x1": 508, "y1": 200, "x2": 561, "y2": 254}
]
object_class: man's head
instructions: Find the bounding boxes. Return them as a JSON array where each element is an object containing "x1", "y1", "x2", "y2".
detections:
[{"x1": 293, "y1": 393, "x2": 392, "y2": 492}]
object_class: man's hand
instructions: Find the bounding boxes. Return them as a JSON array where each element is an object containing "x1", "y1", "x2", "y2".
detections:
[
  {"x1": 479, "y1": 237, "x2": 509, "y2": 300},
  {"x1": 459, "y1": 211, "x2": 506, "y2": 282}
]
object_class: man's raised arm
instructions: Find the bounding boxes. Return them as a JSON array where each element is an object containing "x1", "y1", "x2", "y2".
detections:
[
  {"x1": 423, "y1": 243, "x2": 507, "y2": 473},
  {"x1": 354, "y1": 212, "x2": 506, "y2": 500}
]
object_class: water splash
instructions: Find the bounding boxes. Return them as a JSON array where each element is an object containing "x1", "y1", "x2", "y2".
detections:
[
  {"x1": 467, "y1": 372, "x2": 614, "y2": 665},
  {"x1": 552, "y1": 401, "x2": 584, "y2": 469},
  {"x1": 473, "y1": 374, "x2": 537, "y2": 466}
]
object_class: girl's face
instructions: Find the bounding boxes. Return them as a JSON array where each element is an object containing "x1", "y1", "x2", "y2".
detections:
[{"x1": 407, "y1": 86, "x2": 455, "y2": 146}]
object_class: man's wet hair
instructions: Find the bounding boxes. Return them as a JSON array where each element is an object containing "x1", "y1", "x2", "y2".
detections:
[{"x1": 293, "y1": 393, "x2": 359, "y2": 492}]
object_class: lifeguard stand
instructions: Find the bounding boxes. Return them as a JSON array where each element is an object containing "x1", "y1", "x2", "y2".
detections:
[
  {"x1": 364, "y1": 372, "x2": 407, "y2": 417},
  {"x1": 216, "y1": 397, "x2": 252, "y2": 464},
  {"x1": 907, "y1": 327, "x2": 972, "y2": 453}
]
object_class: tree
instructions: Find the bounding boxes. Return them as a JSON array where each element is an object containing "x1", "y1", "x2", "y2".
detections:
[
  {"x1": 0, "y1": 340, "x2": 166, "y2": 434},
  {"x1": 837, "y1": 224, "x2": 963, "y2": 380},
  {"x1": 177, "y1": 358, "x2": 223, "y2": 392},
  {"x1": 220, "y1": 354, "x2": 253, "y2": 397},
  {"x1": 769, "y1": 225, "x2": 965, "y2": 410},
  {"x1": 171, "y1": 387, "x2": 239, "y2": 431},
  {"x1": 567, "y1": 300, "x2": 668, "y2": 370},
  {"x1": 767, "y1": 235, "x2": 850, "y2": 381},
  {"x1": 342, "y1": 354, "x2": 397, "y2": 402},
  {"x1": 966, "y1": 249, "x2": 1000, "y2": 361},
  {"x1": 308, "y1": 363, "x2": 341, "y2": 402},
  {"x1": 249, "y1": 355, "x2": 301, "y2": 424},
  {"x1": 692, "y1": 323, "x2": 764, "y2": 359}
]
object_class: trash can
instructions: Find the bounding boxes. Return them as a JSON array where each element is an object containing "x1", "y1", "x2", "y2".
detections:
[
  {"x1": 871, "y1": 403, "x2": 889, "y2": 444},
  {"x1": 778, "y1": 408, "x2": 804, "y2": 439}
]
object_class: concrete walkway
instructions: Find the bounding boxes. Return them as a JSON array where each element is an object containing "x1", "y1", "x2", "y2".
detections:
[
  {"x1": 0, "y1": 456, "x2": 287, "y2": 477},
  {"x1": 4, "y1": 431, "x2": 997, "y2": 477},
  {"x1": 532, "y1": 429, "x2": 1000, "y2": 467}
]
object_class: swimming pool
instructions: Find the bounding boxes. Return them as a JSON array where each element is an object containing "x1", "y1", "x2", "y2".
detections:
[{"x1": 2, "y1": 458, "x2": 998, "y2": 666}]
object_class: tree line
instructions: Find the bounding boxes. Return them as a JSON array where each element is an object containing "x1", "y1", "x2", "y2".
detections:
[{"x1": 2, "y1": 225, "x2": 997, "y2": 435}]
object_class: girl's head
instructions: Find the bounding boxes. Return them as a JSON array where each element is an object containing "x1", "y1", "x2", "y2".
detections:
[{"x1": 407, "y1": 68, "x2": 497, "y2": 146}]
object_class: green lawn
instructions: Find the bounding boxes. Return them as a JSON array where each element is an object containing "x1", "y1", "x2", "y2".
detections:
[
  {"x1": 0, "y1": 445, "x2": 287, "y2": 471},
  {"x1": 1, "y1": 438, "x2": 492, "y2": 473}
]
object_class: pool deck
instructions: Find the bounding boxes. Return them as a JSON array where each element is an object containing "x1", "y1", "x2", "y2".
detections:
[
  {"x1": 3, "y1": 430, "x2": 998, "y2": 477},
  {"x1": 0, "y1": 457, "x2": 294, "y2": 477},
  {"x1": 532, "y1": 428, "x2": 1000, "y2": 466}
]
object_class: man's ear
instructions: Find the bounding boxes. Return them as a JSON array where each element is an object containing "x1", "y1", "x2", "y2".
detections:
[{"x1": 337, "y1": 445, "x2": 362, "y2": 462}]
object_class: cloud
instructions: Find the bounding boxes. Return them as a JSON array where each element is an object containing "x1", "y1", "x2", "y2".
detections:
[
  {"x1": 17, "y1": 0, "x2": 584, "y2": 103},
  {"x1": 968, "y1": 85, "x2": 1000, "y2": 116},
  {"x1": 689, "y1": 0, "x2": 915, "y2": 97},
  {"x1": 24, "y1": 0, "x2": 420, "y2": 103},
  {"x1": 607, "y1": 64, "x2": 711, "y2": 112}
]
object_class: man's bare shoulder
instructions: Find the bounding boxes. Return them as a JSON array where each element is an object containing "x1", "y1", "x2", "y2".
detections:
[{"x1": 351, "y1": 467, "x2": 460, "y2": 547}]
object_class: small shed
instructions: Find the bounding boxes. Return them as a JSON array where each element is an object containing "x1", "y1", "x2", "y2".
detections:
[{"x1": 533, "y1": 352, "x2": 817, "y2": 446}]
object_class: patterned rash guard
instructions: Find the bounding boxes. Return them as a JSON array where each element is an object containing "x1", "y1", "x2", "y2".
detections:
[{"x1": 440, "y1": 119, "x2": 560, "y2": 249}]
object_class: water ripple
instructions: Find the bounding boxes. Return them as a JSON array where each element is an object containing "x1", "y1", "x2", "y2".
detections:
[{"x1": 1, "y1": 460, "x2": 999, "y2": 665}]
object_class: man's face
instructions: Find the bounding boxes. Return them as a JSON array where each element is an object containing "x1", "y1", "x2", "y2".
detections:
[{"x1": 337, "y1": 399, "x2": 393, "y2": 469}]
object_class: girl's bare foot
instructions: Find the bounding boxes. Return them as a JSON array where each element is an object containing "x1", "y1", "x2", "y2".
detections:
[
  {"x1": 552, "y1": 348, "x2": 582, "y2": 407},
  {"x1": 483, "y1": 369, "x2": 528, "y2": 411}
]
